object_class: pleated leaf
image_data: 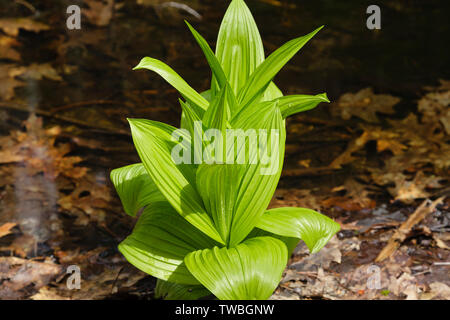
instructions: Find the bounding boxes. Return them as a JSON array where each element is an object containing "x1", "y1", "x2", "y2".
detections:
[
  {"x1": 227, "y1": 101, "x2": 286, "y2": 247},
  {"x1": 277, "y1": 93, "x2": 330, "y2": 118},
  {"x1": 256, "y1": 207, "x2": 341, "y2": 253},
  {"x1": 237, "y1": 26, "x2": 324, "y2": 111},
  {"x1": 202, "y1": 84, "x2": 231, "y2": 132},
  {"x1": 185, "y1": 21, "x2": 227, "y2": 96},
  {"x1": 180, "y1": 90, "x2": 212, "y2": 132},
  {"x1": 119, "y1": 202, "x2": 219, "y2": 284},
  {"x1": 128, "y1": 118, "x2": 224, "y2": 244},
  {"x1": 196, "y1": 164, "x2": 240, "y2": 244},
  {"x1": 246, "y1": 227, "x2": 299, "y2": 257},
  {"x1": 185, "y1": 237, "x2": 288, "y2": 300},
  {"x1": 179, "y1": 99, "x2": 202, "y2": 138},
  {"x1": 155, "y1": 279, "x2": 211, "y2": 300},
  {"x1": 263, "y1": 82, "x2": 284, "y2": 101},
  {"x1": 110, "y1": 163, "x2": 165, "y2": 216},
  {"x1": 134, "y1": 57, "x2": 208, "y2": 116},
  {"x1": 215, "y1": 0, "x2": 265, "y2": 94}
]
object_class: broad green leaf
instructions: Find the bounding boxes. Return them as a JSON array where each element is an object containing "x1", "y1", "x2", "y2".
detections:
[
  {"x1": 202, "y1": 85, "x2": 230, "y2": 132},
  {"x1": 200, "y1": 89, "x2": 212, "y2": 102},
  {"x1": 196, "y1": 164, "x2": 240, "y2": 243},
  {"x1": 180, "y1": 90, "x2": 212, "y2": 131},
  {"x1": 119, "y1": 202, "x2": 219, "y2": 285},
  {"x1": 256, "y1": 207, "x2": 340, "y2": 253},
  {"x1": 155, "y1": 279, "x2": 211, "y2": 300},
  {"x1": 133, "y1": 57, "x2": 208, "y2": 116},
  {"x1": 277, "y1": 93, "x2": 330, "y2": 118},
  {"x1": 227, "y1": 102, "x2": 286, "y2": 247},
  {"x1": 110, "y1": 163, "x2": 165, "y2": 216},
  {"x1": 185, "y1": 237, "x2": 288, "y2": 300},
  {"x1": 215, "y1": 0, "x2": 265, "y2": 94},
  {"x1": 179, "y1": 99, "x2": 202, "y2": 137},
  {"x1": 263, "y1": 82, "x2": 284, "y2": 101},
  {"x1": 128, "y1": 118, "x2": 224, "y2": 244},
  {"x1": 179, "y1": 99, "x2": 207, "y2": 165},
  {"x1": 237, "y1": 26, "x2": 324, "y2": 111},
  {"x1": 185, "y1": 21, "x2": 228, "y2": 96},
  {"x1": 246, "y1": 227, "x2": 299, "y2": 257}
]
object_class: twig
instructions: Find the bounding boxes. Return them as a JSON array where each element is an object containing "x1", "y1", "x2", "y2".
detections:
[
  {"x1": 14, "y1": 0, "x2": 36, "y2": 13},
  {"x1": 375, "y1": 197, "x2": 445, "y2": 262},
  {"x1": 49, "y1": 100, "x2": 125, "y2": 114},
  {"x1": 0, "y1": 102, "x2": 131, "y2": 137},
  {"x1": 158, "y1": 2, "x2": 202, "y2": 20}
]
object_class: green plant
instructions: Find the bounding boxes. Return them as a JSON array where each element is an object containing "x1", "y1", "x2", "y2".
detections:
[{"x1": 110, "y1": 0, "x2": 339, "y2": 300}]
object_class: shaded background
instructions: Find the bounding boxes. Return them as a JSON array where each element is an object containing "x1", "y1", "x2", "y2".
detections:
[{"x1": 0, "y1": 0, "x2": 449, "y2": 300}]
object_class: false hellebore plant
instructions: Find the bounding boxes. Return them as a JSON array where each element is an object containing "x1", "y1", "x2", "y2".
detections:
[{"x1": 111, "y1": 0, "x2": 340, "y2": 300}]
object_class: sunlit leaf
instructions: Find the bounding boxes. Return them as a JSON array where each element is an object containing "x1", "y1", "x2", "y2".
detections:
[
  {"x1": 277, "y1": 93, "x2": 330, "y2": 118},
  {"x1": 134, "y1": 57, "x2": 208, "y2": 116},
  {"x1": 202, "y1": 84, "x2": 232, "y2": 133},
  {"x1": 196, "y1": 164, "x2": 240, "y2": 243},
  {"x1": 215, "y1": 0, "x2": 265, "y2": 94},
  {"x1": 185, "y1": 237, "x2": 287, "y2": 300},
  {"x1": 128, "y1": 118, "x2": 224, "y2": 244},
  {"x1": 246, "y1": 227, "x2": 299, "y2": 256},
  {"x1": 110, "y1": 163, "x2": 165, "y2": 216},
  {"x1": 227, "y1": 101, "x2": 286, "y2": 247},
  {"x1": 155, "y1": 279, "x2": 211, "y2": 300},
  {"x1": 256, "y1": 207, "x2": 340, "y2": 253},
  {"x1": 237, "y1": 26, "x2": 324, "y2": 111},
  {"x1": 185, "y1": 21, "x2": 228, "y2": 97},
  {"x1": 119, "y1": 202, "x2": 219, "y2": 284}
]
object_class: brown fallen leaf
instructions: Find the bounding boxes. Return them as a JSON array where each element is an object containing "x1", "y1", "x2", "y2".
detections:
[
  {"x1": 58, "y1": 175, "x2": 111, "y2": 225},
  {"x1": 392, "y1": 171, "x2": 444, "y2": 203},
  {"x1": 0, "y1": 64, "x2": 24, "y2": 100},
  {"x1": 9, "y1": 63, "x2": 62, "y2": 81},
  {"x1": 324, "y1": 178, "x2": 376, "y2": 211},
  {"x1": 0, "y1": 35, "x2": 21, "y2": 61},
  {"x1": 418, "y1": 89, "x2": 450, "y2": 135},
  {"x1": 424, "y1": 282, "x2": 450, "y2": 300},
  {"x1": 0, "y1": 222, "x2": 16, "y2": 238},
  {"x1": 0, "y1": 18, "x2": 49, "y2": 37},
  {"x1": 375, "y1": 197, "x2": 445, "y2": 262},
  {"x1": 0, "y1": 257, "x2": 62, "y2": 299},
  {"x1": 331, "y1": 87, "x2": 400, "y2": 123},
  {"x1": 82, "y1": 0, "x2": 115, "y2": 27},
  {"x1": 0, "y1": 63, "x2": 62, "y2": 100},
  {"x1": 290, "y1": 237, "x2": 342, "y2": 271},
  {"x1": 31, "y1": 287, "x2": 70, "y2": 300},
  {"x1": 0, "y1": 114, "x2": 87, "y2": 179}
]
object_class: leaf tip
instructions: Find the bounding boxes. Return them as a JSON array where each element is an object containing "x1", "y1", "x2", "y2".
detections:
[
  {"x1": 127, "y1": 118, "x2": 139, "y2": 129},
  {"x1": 320, "y1": 92, "x2": 330, "y2": 103},
  {"x1": 133, "y1": 57, "x2": 149, "y2": 70}
]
